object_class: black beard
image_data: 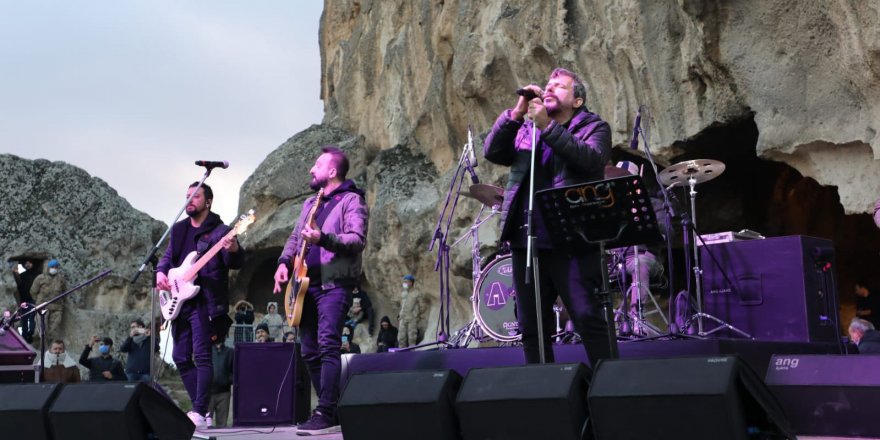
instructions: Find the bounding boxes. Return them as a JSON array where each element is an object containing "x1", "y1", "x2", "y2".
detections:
[
  {"x1": 186, "y1": 206, "x2": 204, "y2": 218},
  {"x1": 309, "y1": 176, "x2": 327, "y2": 191}
]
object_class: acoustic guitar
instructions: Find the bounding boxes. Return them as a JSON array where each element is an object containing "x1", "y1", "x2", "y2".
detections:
[{"x1": 284, "y1": 188, "x2": 324, "y2": 327}]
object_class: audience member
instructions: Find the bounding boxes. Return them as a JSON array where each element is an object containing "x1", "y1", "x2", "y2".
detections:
[
  {"x1": 855, "y1": 281, "x2": 880, "y2": 329},
  {"x1": 120, "y1": 319, "x2": 159, "y2": 383},
  {"x1": 849, "y1": 318, "x2": 880, "y2": 354},
  {"x1": 11, "y1": 259, "x2": 38, "y2": 343},
  {"x1": 207, "y1": 336, "x2": 233, "y2": 428},
  {"x1": 341, "y1": 326, "x2": 360, "y2": 354},
  {"x1": 233, "y1": 300, "x2": 255, "y2": 343},
  {"x1": 260, "y1": 302, "x2": 285, "y2": 342},
  {"x1": 398, "y1": 274, "x2": 423, "y2": 348},
  {"x1": 30, "y1": 259, "x2": 68, "y2": 341},
  {"x1": 344, "y1": 298, "x2": 364, "y2": 330},
  {"x1": 37, "y1": 339, "x2": 80, "y2": 383},
  {"x1": 352, "y1": 287, "x2": 376, "y2": 334},
  {"x1": 255, "y1": 323, "x2": 272, "y2": 343},
  {"x1": 376, "y1": 316, "x2": 398, "y2": 353},
  {"x1": 79, "y1": 336, "x2": 125, "y2": 381},
  {"x1": 283, "y1": 331, "x2": 297, "y2": 343}
]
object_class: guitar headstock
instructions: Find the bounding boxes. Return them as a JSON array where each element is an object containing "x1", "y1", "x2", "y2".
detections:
[{"x1": 234, "y1": 209, "x2": 256, "y2": 235}]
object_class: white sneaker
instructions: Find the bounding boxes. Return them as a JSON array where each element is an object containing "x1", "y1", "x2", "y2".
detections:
[
  {"x1": 205, "y1": 412, "x2": 213, "y2": 428},
  {"x1": 186, "y1": 411, "x2": 208, "y2": 429}
]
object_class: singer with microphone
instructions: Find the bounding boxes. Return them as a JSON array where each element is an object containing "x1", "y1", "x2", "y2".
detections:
[{"x1": 484, "y1": 67, "x2": 612, "y2": 366}]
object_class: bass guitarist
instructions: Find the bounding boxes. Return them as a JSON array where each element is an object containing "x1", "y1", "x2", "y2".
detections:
[
  {"x1": 273, "y1": 145, "x2": 368, "y2": 436},
  {"x1": 157, "y1": 182, "x2": 244, "y2": 428}
]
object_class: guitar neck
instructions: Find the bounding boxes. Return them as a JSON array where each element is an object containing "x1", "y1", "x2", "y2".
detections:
[{"x1": 183, "y1": 229, "x2": 237, "y2": 281}]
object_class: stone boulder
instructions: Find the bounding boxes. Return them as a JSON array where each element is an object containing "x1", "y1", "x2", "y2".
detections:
[{"x1": 0, "y1": 154, "x2": 166, "y2": 352}]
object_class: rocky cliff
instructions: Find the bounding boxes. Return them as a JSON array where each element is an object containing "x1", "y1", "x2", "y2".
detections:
[
  {"x1": 240, "y1": 0, "x2": 880, "y2": 345},
  {"x1": 0, "y1": 154, "x2": 165, "y2": 353}
]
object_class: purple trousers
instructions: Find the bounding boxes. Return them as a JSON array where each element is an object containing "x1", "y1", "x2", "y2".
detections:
[
  {"x1": 171, "y1": 296, "x2": 213, "y2": 415},
  {"x1": 511, "y1": 249, "x2": 614, "y2": 367},
  {"x1": 299, "y1": 285, "x2": 352, "y2": 416}
]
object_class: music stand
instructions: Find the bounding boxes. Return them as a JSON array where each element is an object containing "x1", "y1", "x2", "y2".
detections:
[{"x1": 537, "y1": 175, "x2": 663, "y2": 358}]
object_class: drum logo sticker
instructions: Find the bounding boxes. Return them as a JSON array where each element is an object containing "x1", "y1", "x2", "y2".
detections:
[{"x1": 485, "y1": 281, "x2": 514, "y2": 311}]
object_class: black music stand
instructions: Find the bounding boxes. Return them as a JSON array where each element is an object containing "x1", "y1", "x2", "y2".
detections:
[{"x1": 537, "y1": 175, "x2": 663, "y2": 359}]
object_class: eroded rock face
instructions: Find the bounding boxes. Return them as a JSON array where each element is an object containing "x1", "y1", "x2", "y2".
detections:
[
  {"x1": 0, "y1": 154, "x2": 166, "y2": 352},
  {"x1": 320, "y1": 0, "x2": 880, "y2": 213}
]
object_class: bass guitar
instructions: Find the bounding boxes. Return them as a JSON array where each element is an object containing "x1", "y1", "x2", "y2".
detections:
[
  {"x1": 284, "y1": 188, "x2": 324, "y2": 327},
  {"x1": 159, "y1": 210, "x2": 255, "y2": 321}
]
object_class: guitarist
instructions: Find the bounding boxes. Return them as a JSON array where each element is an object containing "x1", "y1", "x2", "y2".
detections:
[
  {"x1": 157, "y1": 182, "x2": 244, "y2": 428},
  {"x1": 273, "y1": 146, "x2": 368, "y2": 436}
]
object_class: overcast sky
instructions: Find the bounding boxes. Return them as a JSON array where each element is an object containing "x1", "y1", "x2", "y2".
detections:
[{"x1": 0, "y1": 1, "x2": 324, "y2": 224}]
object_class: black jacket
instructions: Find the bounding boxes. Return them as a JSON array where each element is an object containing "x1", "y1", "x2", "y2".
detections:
[
  {"x1": 158, "y1": 211, "x2": 245, "y2": 319},
  {"x1": 859, "y1": 330, "x2": 880, "y2": 354},
  {"x1": 484, "y1": 108, "x2": 611, "y2": 241},
  {"x1": 79, "y1": 346, "x2": 126, "y2": 381},
  {"x1": 211, "y1": 344, "x2": 234, "y2": 393},
  {"x1": 120, "y1": 335, "x2": 159, "y2": 375}
]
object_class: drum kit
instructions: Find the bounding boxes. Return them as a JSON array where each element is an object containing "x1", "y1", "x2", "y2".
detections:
[{"x1": 446, "y1": 157, "x2": 731, "y2": 346}]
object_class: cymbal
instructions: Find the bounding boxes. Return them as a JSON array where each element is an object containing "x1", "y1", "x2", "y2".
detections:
[
  {"x1": 463, "y1": 184, "x2": 504, "y2": 207},
  {"x1": 658, "y1": 159, "x2": 725, "y2": 187}
]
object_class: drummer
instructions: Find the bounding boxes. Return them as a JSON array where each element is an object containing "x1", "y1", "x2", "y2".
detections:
[{"x1": 608, "y1": 161, "x2": 664, "y2": 321}]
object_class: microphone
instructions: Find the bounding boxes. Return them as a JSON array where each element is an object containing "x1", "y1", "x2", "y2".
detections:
[
  {"x1": 467, "y1": 125, "x2": 477, "y2": 168},
  {"x1": 516, "y1": 88, "x2": 539, "y2": 101},
  {"x1": 630, "y1": 107, "x2": 642, "y2": 150},
  {"x1": 194, "y1": 160, "x2": 229, "y2": 169}
]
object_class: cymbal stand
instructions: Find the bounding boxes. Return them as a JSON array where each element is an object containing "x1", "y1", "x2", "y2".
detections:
[
  {"x1": 625, "y1": 245, "x2": 665, "y2": 336},
  {"x1": 681, "y1": 175, "x2": 751, "y2": 338}
]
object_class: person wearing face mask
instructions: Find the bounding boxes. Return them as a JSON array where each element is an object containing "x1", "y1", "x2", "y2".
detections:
[
  {"x1": 397, "y1": 274, "x2": 423, "y2": 348},
  {"x1": 79, "y1": 336, "x2": 125, "y2": 382},
  {"x1": 30, "y1": 259, "x2": 68, "y2": 342},
  {"x1": 259, "y1": 302, "x2": 285, "y2": 342},
  {"x1": 37, "y1": 339, "x2": 81, "y2": 383}
]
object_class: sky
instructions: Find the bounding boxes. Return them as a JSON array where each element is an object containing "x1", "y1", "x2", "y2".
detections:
[{"x1": 0, "y1": 1, "x2": 325, "y2": 224}]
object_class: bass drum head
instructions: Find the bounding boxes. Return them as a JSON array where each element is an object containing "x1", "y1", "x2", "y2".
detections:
[{"x1": 474, "y1": 254, "x2": 521, "y2": 342}]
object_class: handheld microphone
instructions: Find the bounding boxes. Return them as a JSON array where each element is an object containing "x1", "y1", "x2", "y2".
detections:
[
  {"x1": 630, "y1": 107, "x2": 642, "y2": 150},
  {"x1": 194, "y1": 160, "x2": 229, "y2": 169},
  {"x1": 516, "y1": 88, "x2": 539, "y2": 101}
]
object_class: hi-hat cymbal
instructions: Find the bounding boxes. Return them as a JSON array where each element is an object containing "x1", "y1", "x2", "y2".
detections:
[
  {"x1": 658, "y1": 159, "x2": 725, "y2": 187},
  {"x1": 463, "y1": 184, "x2": 504, "y2": 207}
]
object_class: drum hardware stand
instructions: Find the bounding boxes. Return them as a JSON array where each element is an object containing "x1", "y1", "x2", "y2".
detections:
[
  {"x1": 675, "y1": 174, "x2": 752, "y2": 339},
  {"x1": 622, "y1": 245, "x2": 666, "y2": 337}
]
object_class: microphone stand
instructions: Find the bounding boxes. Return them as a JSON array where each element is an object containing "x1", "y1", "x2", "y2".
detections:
[
  {"x1": 130, "y1": 167, "x2": 214, "y2": 387},
  {"x1": 427, "y1": 143, "x2": 472, "y2": 345},
  {"x1": 11, "y1": 270, "x2": 113, "y2": 380},
  {"x1": 524, "y1": 118, "x2": 547, "y2": 364}
]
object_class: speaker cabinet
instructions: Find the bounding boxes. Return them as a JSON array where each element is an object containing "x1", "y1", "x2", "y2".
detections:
[
  {"x1": 339, "y1": 369, "x2": 462, "y2": 440},
  {"x1": 48, "y1": 382, "x2": 193, "y2": 440},
  {"x1": 766, "y1": 354, "x2": 880, "y2": 437},
  {"x1": 588, "y1": 356, "x2": 793, "y2": 440},
  {"x1": 455, "y1": 363, "x2": 589, "y2": 440},
  {"x1": 700, "y1": 235, "x2": 839, "y2": 342},
  {"x1": 0, "y1": 383, "x2": 61, "y2": 440},
  {"x1": 233, "y1": 342, "x2": 310, "y2": 426}
]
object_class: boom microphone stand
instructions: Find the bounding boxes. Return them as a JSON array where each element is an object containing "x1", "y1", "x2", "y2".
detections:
[{"x1": 130, "y1": 165, "x2": 218, "y2": 387}]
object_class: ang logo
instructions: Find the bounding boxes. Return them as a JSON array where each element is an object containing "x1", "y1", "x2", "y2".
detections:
[
  {"x1": 484, "y1": 281, "x2": 514, "y2": 311},
  {"x1": 563, "y1": 183, "x2": 616, "y2": 208},
  {"x1": 774, "y1": 357, "x2": 799, "y2": 370}
]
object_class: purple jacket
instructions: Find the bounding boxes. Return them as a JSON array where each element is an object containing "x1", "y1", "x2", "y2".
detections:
[
  {"x1": 158, "y1": 212, "x2": 245, "y2": 319},
  {"x1": 483, "y1": 108, "x2": 611, "y2": 240},
  {"x1": 278, "y1": 180, "x2": 368, "y2": 290}
]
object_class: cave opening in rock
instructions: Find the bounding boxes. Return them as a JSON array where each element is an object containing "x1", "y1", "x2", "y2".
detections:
[
  {"x1": 612, "y1": 113, "x2": 880, "y2": 329},
  {"x1": 233, "y1": 247, "x2": 285, "y2": 315}
]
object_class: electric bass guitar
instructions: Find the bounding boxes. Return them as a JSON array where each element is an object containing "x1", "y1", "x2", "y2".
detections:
[
  {"x1": 284, "y1": 188, "x2": 324, "y2": 327},
  {"x1": 159, "y1": 210, "x2": 255, "y2": 321}
]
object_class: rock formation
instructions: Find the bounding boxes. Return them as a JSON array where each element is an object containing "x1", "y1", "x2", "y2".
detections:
[
  {"x1": 239, "y1": 0, "x2": 880, "y2": 346},
  {"x1": 0, "y1": 154, "x2": 165, "y2": 355}
]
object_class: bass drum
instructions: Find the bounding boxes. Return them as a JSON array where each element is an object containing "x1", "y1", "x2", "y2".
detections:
[{"x1": 474, "y1": 254, "x2": 521, "y2": 342}]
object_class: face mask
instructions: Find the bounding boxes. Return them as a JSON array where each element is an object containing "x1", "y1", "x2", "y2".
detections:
[
  {"x1": 98, "y1": 345, "x2": 110, "y2": 355},
  {"x1": 402, "y1": 283, "x2": 409, "y2": 289},
  {"x1": 49, "y1": 268, "x2": 58, "y2": 275}
]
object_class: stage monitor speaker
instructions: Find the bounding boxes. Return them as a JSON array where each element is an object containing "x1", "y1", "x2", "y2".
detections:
[
  {"x1": 233, "y1": 342, "x2": 310, "y2": 426},
  {"x1": 700, "y1": 235, "x2": 839, "y2": 342},
  {"x1": 766, "y1": 354, "x2": 880, "y2": 437},
  {"x1": 48, "y1": 382, "x2": 193, "y2": 440},
  {"x1": 455, "y1": 363, "x2": 589, "y2": 440},
  {"x1": 0, "y1": 383, "x2": 61, "y2": 440},
  {"x1": 338, "y1": 369, "x2": 462, "y2": 440},
  {"x1": 588, "y1": 356, "x2": 793, "y2": 440}
]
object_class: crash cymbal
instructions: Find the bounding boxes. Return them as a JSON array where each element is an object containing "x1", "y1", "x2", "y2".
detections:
[
  {"x1": 464, "y1": 184, "x2": 504, "y2": 207},
  {"x1": 658, "y1": 159, "x2": 725, "y2": 187}
]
